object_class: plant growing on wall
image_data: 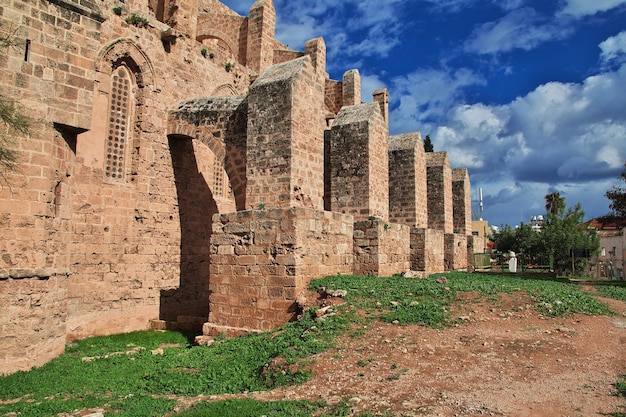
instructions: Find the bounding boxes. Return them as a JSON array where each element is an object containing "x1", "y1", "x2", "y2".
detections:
[
  {"x1": 0, "y1": 26, "x2": 30, "y2": 176},
  {"x1": 125, "y1": 13, "x2": 149, "y2": 28}
]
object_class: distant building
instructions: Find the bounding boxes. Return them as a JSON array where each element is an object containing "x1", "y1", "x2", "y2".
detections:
[
  {"x1": 583, "y1": 218, "x2": 626, "y2": 279},
  {"x1": 471, "y1": 219, "x2": 490, "y2": 253}
]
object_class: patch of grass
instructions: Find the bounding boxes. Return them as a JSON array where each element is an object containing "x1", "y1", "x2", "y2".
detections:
[
  {"x1": 356, "y1": 357, "x2": 375, "y2": 367},
  {"x1": 321, "y1": 398, "x2": 352, "y2": 416},
  {"x1": 0, "y1": 311, "x2": 349, "y2": 416},
  {"x1": 596, "y1": 284, "x2": 626, "y2": 302},
  {"x1": 310, "y1": 272, "x2": 613, "y2": 327},
  {"x1": 383, "y1": 298, "x2": 448, "y2": 327},
  {"x1": 175, "y1": 398, "x2": 323, "y2": 417},
  {"x1": 0, "y1": 272, "x2": 615, "y2": 416},
  {"x1": 616, "y1": 375, "x2": 626, "y2": 397}
]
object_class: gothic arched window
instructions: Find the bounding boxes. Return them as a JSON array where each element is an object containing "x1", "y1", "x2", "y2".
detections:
[{"x1": 105, "y1": 66, "x2": 132, "y2": 180}]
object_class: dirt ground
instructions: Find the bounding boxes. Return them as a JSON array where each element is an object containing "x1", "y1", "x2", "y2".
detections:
[{"x1": 247, "y1": 288, "x2": 626, "y2": 417}]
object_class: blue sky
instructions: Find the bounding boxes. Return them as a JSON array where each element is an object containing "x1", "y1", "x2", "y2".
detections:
[{"x1": 221, "y1": 0, "x2": 626, "y2": 227}]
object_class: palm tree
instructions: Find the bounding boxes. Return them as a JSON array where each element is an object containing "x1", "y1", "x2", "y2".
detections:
[{"x1": 545, "y1": 192, "x2": 565, "y2": 216}]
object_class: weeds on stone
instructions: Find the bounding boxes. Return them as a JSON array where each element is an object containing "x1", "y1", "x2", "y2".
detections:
[{"x1": 125, "y1": 13, "x2": 149, "y2": 28}]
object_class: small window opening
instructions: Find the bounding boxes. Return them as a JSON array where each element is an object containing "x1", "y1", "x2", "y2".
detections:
[
  {"x1": 214, "y1": 159, "x2": 224, "y2": 197},
  {"x1": 24, "y1": 39, "x2": 30, "y2": 62}
]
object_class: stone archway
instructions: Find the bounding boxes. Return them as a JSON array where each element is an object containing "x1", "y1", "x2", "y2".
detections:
[
  {"x1": 162, "y1": 134, "x2": 220, "y2": 328},
  {"x1": 162, "y1": 96, "x2": 248, "y2": 328}
]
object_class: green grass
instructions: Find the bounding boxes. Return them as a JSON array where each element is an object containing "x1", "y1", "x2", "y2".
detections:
[
  {"x1": 175, "y1": 398, "x2": 323, "y2": 417},
  {"x1": 0, "y1": 272, "x2": 619, "y2": 416},
  {"x1": 311, "y1": 272, "x2": 612, "y2": 326},
  {"x1": 596, "y1": 283, "x2": 626, "y2": 302},
  {"x1": 615, "y1": 375, "x2": 626, "y2": 417},
  {"x1": 0, "y1": 312, "x2": 349, "y2": 417}
]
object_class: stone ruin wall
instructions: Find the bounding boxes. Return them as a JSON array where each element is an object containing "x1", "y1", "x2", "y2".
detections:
[{"x1": 0, "y1": 0, "x2": 473, "y2": 374}]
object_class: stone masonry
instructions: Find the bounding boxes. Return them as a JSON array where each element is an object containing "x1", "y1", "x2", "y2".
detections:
[{"x1": 0, "y1": 0, "x2": 472, "y2": 374}]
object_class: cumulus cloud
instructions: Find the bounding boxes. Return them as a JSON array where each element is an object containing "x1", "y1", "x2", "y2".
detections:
[
  {"x1": 360, "y1": 73, "x2": 387, "y2": 99},
  {"x1": 560, "y1": 0, "x2": 626, "y2": 17},
  {"x1": 600, "y1": 31, "x2": 626, "y2": 65},
  {"x1": 417, "y1": 62, "x2": 626, "y2": 225},
  {"x1": 389, "y1": 68, "x2": 486, "y2": 134},
  {"x1": 464, "y1": 8, "x2": 572, "y2": 55}
]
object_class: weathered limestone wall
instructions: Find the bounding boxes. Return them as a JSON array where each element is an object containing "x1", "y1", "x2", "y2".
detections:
[
  {"x1": 444, "y1": 233, "x2": 468, "y2": 271},
  {"x1": 353, "y1": 219, "x2": 410, "y2": 277},
  {"x1": 246, "y1": 0, "x2": 276, "y2": 74},
  {"x1": 0, "y1": 273, "x2": 69, "y2": 375},
  {"x1": 0, "y1": 0, "x2": 473, "y2": 374},
  {"x1": 196, "y1": 2, "x2": 247, "y2": 64},
  {"x1": 426, "y1": 152, "x2": 453, "y2": 234},
  {"x1": 410, "y1": 228, "x2": 445, "y2": 274},
  {"x1": 467, "y1": 235, "x2": 476, "y2": 271},
  {"x1": 388, "y1": 132, "x2": 428, "y2": 228},
  {"x1": 325, "y1": 79, "x2": 343, "y2": 115},
  {"x1": 342, "y1": 69, "x2": 361, "y2": 106},
  {"x1": 207, "y1": 207, "x2": 353, "y2": 334},
  {"x1": 246, "y1": 56, "x2": 325, "y2": 210},
  {"x1": 329, "y1": 103, "x2": 389, "y2": 221},
  {"x1": 0, "y1": 0, "x2": 255, "y2": 370},
  {"x1": 452, "y1": 168, "x2": 472, "y2": 235},
  {"x1": 168, "y1": 96, "x2": 248, "y2": 210},
  {"x1": 0, "y1": 0, "x2": 103, "y2": 374}
]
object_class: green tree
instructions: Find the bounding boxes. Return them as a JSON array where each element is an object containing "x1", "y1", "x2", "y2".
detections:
[
  {"x1": 424, "y1": 134, "x2": 434, "y2": 153},
  {"x1": 492, "y1": 222, "x2": 540, "y2": 256},
  {"x1": 605, "y1": 162, "x2": 626, "y2": 218},
  {"x1": 544, "y1": 192, "x2": 565, "y2": 216},
  {"x1": 539, "y1": 203, "x2": 599, "y2": 275},
  {"x1": 493, "y1": 201, "x2": 599, "y2": 275}
]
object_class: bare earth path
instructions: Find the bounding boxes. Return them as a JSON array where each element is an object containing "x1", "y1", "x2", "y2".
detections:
[{"x1": 243, "y1": 290, "x2": 626, "y2": 417}]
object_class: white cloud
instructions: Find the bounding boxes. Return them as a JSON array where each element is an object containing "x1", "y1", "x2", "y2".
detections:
[
  {"x1": 464, "y1": 8, "x2": 572, "y2": 55},
  {"x1": 360, "y1": 73, "x2": 387, "y2": 99},
  {"x1": 389, "y1": 68, "x2": 486, "y2": 134},
  {"x1": 390, "y1": 60, "x2": 626, "y2": 225},
  {"x1": 600, "y1": 31, "x2": 626, "y2": 65},
  {"x1": 271, "y1": 0, "x2": 406, "y2": 66},
  {"x1": 560, "y1": 0, "x2": 626, "y2": 17}
]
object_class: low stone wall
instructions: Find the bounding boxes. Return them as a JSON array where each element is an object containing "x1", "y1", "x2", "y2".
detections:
[
  {"x1": 410, "y1": 228, "x2": 445, "y2": 274},
  {"x1": 444, "y1": 233, "x2": 469, "y2": 271},
  {"x1": 206, "y1": 207, "x2": 353, "y2": 335},
  {"x1": 354, "y1": 219, "x2": 411, "y2": 277},
  {"x1": 0, "y1": 272, "x2": 68, "y2": 375}
]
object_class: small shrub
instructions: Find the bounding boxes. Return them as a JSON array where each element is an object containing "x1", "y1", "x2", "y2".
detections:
[
  {"x1": 200, "y1": 48, "x2": 207, "y2": 58},
  {"x1": 112, "y1": 6, "x2": 122, "y2": 16},
  {"x1": 225, "y1": 62, "x2": 234, "y2": 72},
  {"x1": 125, "y1": 13, "x2": 149, "y2": 28},
  {"x1": 616, "y1": 375, "x2": 626, "y2": 397},
  {"x1": 209, "y1": 52, "x2": 215, "y2": 59}
]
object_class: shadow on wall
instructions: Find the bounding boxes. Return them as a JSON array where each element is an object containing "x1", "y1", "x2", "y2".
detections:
[{"x1": 161, "y1": 136, "x2": 218, "y2": 330}]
